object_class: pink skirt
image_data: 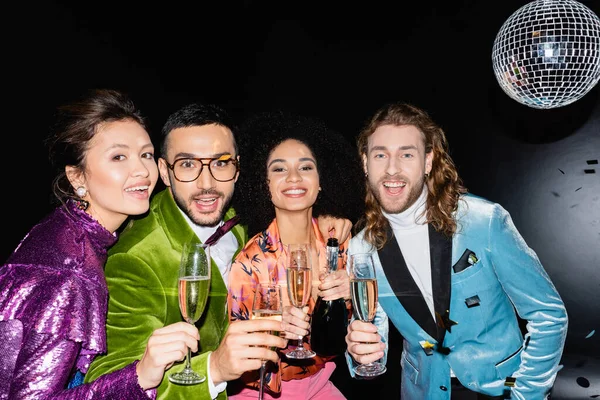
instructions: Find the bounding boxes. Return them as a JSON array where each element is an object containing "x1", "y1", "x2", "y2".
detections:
[{"x1": 228, "y1": 361, "x2": 345, "y2": 400}]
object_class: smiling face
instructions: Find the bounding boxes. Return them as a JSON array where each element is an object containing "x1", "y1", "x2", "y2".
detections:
[
  {"x1": 158, "y1": 124, "x2": 239, "y2": 227},
  {"x1": 68, "y1": 119, "x2": 158, "y2": 232},
  {"x1": 363, "y1": 124, "x2": 432, "y2": 214},
  {"x1": 267, "y1": 139, "x2": 320, "y2": 214}
]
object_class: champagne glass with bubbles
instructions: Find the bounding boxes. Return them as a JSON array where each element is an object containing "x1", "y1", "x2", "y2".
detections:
[
  {"x1": 285, "y1": 243, "x2": 316, "y2": 359},
  {"x1": 169, "y1": 242, "x2": 211, "y2": 385},
  {"x1": 252, "y1": 283, "x2": 283, "y2": 400},
  {"x1": 349, "y1": 253, "x2": 387, "y2": 377}
]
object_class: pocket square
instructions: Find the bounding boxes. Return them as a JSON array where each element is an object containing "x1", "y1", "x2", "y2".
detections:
[{"x1": 453, "y1": 249, "x2": 478, "y2": 273}]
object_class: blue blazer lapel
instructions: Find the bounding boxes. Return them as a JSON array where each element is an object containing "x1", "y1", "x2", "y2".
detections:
[
  {"x1": 375, "y1": 251, "x2": 436, "y2": 346},
  {"x1": 429, "y1": 224, "x2": 453, "y2": 348},
  {"x1": 378, "y1": 226, "x2": 438, "y2": 339}
]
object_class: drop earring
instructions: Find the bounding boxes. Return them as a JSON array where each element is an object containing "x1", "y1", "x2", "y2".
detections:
[{"x1": 75, "y1": 186, "x2": 89, "y2": 211}]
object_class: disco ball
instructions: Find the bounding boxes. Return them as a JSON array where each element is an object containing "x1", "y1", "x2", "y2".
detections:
[{"x1": 492, "y1": 0, "x2": 600, "y2": 109}]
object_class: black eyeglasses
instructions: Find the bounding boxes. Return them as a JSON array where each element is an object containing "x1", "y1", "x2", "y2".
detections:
[{"x1": 164, "y1": 155, "x2": 239, "y2": 182}]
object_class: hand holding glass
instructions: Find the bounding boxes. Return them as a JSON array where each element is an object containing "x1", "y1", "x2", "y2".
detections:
[
  {"x1": 349, "y1": 253, "x2": 386, "y2": 377},
  {"x1": 285, "y1": 243, "x2": 316, "y2": 359},
  {"x1": 169, "y1": 242, "x2": 211, "y2": 385},
  {"x1": 252, "y1": 284, "x2": 283, "y2": 400}
]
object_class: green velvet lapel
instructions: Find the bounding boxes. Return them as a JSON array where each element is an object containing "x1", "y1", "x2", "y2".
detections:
[
  {"x1": 153, "y1": 189, "x2": 248, "y2": 339},
  {"x1": 152, "y1": 190, "x2": 197, "y2": 253}
]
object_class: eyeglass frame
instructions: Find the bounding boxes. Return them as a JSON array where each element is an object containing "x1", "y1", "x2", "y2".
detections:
[{"x1": 163, "y1": 155, "x2": 239, "y2": 183}]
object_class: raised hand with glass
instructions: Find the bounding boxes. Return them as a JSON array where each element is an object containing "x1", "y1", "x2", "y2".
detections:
[
  {"x1": 284, "y1": 243, "x2": 316, "y2": 359},
  {"x1": 348, "y1": 253, "x2": 386, "y2": 377},
  {"x1": 168, "y1": 242, "x2": 211, "y2": 385},
  {"x1": 252, "y1": 283, "x2": 284, "y2": 400}
]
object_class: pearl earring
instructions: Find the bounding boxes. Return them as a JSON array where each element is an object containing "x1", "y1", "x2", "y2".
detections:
[{"x1": 76, "y1": 186, "x2": 87, "y2": 198}]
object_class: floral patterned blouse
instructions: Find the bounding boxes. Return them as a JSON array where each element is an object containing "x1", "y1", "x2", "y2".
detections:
[{"x1": 227, "y1": 217, "x2": 350, "y2": 395}]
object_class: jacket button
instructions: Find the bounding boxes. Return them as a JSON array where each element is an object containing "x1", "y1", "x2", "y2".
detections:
[{"x1": 440, "y1": 386, "x2": 448, "y2": 391}]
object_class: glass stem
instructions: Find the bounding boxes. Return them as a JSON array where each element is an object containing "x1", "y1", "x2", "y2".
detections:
[
  {"x1": 184, "y1": 346, "x2": 192, "y2": 371},
  {"x1": 297, "y1": 306, "x2": 305, "y2": 349},
  {"x1": 258, "y1": 364, "x2": 265, "y2": 400}
]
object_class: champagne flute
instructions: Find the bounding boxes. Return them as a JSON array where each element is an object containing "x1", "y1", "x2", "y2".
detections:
[
  {"x1": 284, "y1": 243, "x2": 316, "y2": 359},
  {"x1": 348, "y1": 252, "x2": 387, "y2": 377},
  {"x1": 169, "y1": 242, "x2": 211, "y2": 385},
  {"x1": 252, "y1": 283, "x2": 283, "y2": 400}
]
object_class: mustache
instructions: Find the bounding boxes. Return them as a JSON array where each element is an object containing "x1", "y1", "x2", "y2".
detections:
[
  {"x1": 378, "y1": 174, "x2": 409, "y2": 183},
  {"x1": 191, "y1": 189, "x2": 223, "y2": 198}
]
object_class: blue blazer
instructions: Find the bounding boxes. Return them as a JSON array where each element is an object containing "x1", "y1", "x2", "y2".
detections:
[{"x1": 346, "y1": 194, "x2": 568, "y2": 400}]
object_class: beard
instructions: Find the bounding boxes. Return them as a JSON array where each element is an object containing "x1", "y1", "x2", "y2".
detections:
[
  {"x1": 172, "y1": 187, "x2": 234, "y2": 228},
  {"x1": 368, "y1": 174, "x2": 426, "y2": 215}
]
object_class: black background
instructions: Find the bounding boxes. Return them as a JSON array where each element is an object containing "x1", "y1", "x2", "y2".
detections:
[{"x1": 3, "y1": 1, "x2": 600, "y2": 397}]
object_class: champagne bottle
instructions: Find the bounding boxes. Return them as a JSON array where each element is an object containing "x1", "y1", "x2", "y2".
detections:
[{"x1": 310, "y1": 237, "x2": 349, "y2": 356}]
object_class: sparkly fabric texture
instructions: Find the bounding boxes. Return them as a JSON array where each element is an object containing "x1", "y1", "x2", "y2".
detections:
[{"x1": 0, "y1": 201, "x2": 153, "y2": 399}]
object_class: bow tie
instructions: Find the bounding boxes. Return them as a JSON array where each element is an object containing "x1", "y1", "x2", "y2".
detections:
[{"x1": 204, "y1": 215, "x2": 240, "y2": 246}]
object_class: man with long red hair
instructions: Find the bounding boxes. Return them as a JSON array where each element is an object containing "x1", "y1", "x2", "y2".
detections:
[{"x1": 344, "y1": 102, "x2": 568, "y2": 400}]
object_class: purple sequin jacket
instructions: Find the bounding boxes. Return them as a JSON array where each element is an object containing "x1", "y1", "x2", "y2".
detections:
[{"x1": 0, "y1": 201, "x2": 153, "y2": 399}]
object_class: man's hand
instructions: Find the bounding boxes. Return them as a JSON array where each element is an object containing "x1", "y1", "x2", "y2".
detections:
[
  {"x1": 346, "y1": 320, "x2": 385, "y2": 365},
  {"x1": 209, "y1": 319, "x2": 287, "y2": 386},
  {"x1": 317, "y1": 269, "x2": 350, "y2": 301},
  {"x1": 316, "y1": 215, "x2": 352, "y2": 244},
  {"x1": 136, "y1": 321, "x2": 200, "y2": 390}
]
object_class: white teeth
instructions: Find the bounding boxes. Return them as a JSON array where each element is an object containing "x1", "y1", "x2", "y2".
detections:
[
  {"x1": 125, "y1": 186, "x2": 149, "y2": 192},
  {"x1": 283, "y1": 189, "x2": 306, "y2": 195},
  {"x1": 196, "y1": 198, "x2": 217, "y2": 204},
  {"x1": 383, "y1": 182, "x2": 406, "y2": 188}
]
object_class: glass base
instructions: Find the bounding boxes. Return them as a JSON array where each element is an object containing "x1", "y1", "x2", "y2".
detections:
[
  {"x1": 168, "y1": 369, "x2": 206, "y2": 385},
  {"x1": 285, "y1": 348, "x2": 316, "y2": 359},
  {"x1": 354, "y1": 362, "x2": 387, "y2": 377}
]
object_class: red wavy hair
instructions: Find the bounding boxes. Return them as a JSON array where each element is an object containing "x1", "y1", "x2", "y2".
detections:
[{"x1": 355, "y1": 102, "x2": 467, "y2": 249}]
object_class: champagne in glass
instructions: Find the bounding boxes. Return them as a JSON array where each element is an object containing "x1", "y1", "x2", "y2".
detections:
[
  {"x1": 179, "y1": 276, "x2": 210, "y2": 324},
  {"x1": 350, "y1": 277, "x2": 378, "y2": 322},
  {"x1": 349, "y1": 252, "x2": 387, "y2": 377},
  {"x1": 169, "y1": 242, "x2": 211, "y2": 385},
  {"x1": 285, "y1": 243, "x2": 316, "y2": 359},
  {"x1": 252, "y1": 284, "x2": 283, "y2": 400}
]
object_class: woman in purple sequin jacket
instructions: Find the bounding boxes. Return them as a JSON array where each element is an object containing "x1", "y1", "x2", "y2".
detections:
[{"x1": 0, "y1": 89, "x2": 199, "y2": 399}]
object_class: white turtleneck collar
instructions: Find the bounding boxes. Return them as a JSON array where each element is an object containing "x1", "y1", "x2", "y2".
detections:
[{"x1": 383, "y1": 186, "x2": 428, "y2": 231}]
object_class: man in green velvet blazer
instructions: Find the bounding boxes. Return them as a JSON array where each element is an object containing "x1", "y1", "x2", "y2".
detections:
[{"x1": 85, "y1": 103, "x2": 350, "y2": 399}]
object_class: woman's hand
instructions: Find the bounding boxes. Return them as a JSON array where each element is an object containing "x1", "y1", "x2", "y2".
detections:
[
  {"x1": 316, "y1": 215, "x2": 352, "y2": 244},
  {"x1": 317, "y1": 269, "x2": 350, "y2": 301},
  {"x1": 281, "y1": 305, "x2": 310, "y2": 339},
  {"x1": 136, "y1": 321, "x2": 200, "y2": 390}
]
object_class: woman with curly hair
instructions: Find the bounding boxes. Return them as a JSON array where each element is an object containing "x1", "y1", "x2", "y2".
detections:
[
  {"x1": 345, "y1": 102, "x2": 567, "y2": 400},
  {"x1": 227, "y1": 111, "x2": 364, "y2": 399}
]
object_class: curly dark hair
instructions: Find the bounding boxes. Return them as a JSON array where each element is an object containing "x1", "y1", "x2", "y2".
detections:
[
  {"x1": 233, "y1": 110, "x2": 365, "y2": 237},
  {"x1": 356, "y1": 102, "x2": 467, "y2": 249}
]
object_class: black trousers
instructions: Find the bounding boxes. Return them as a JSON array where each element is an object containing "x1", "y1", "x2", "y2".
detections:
[{"x1": 450, "y1": 377, "x2": 506, "y2": 400}]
